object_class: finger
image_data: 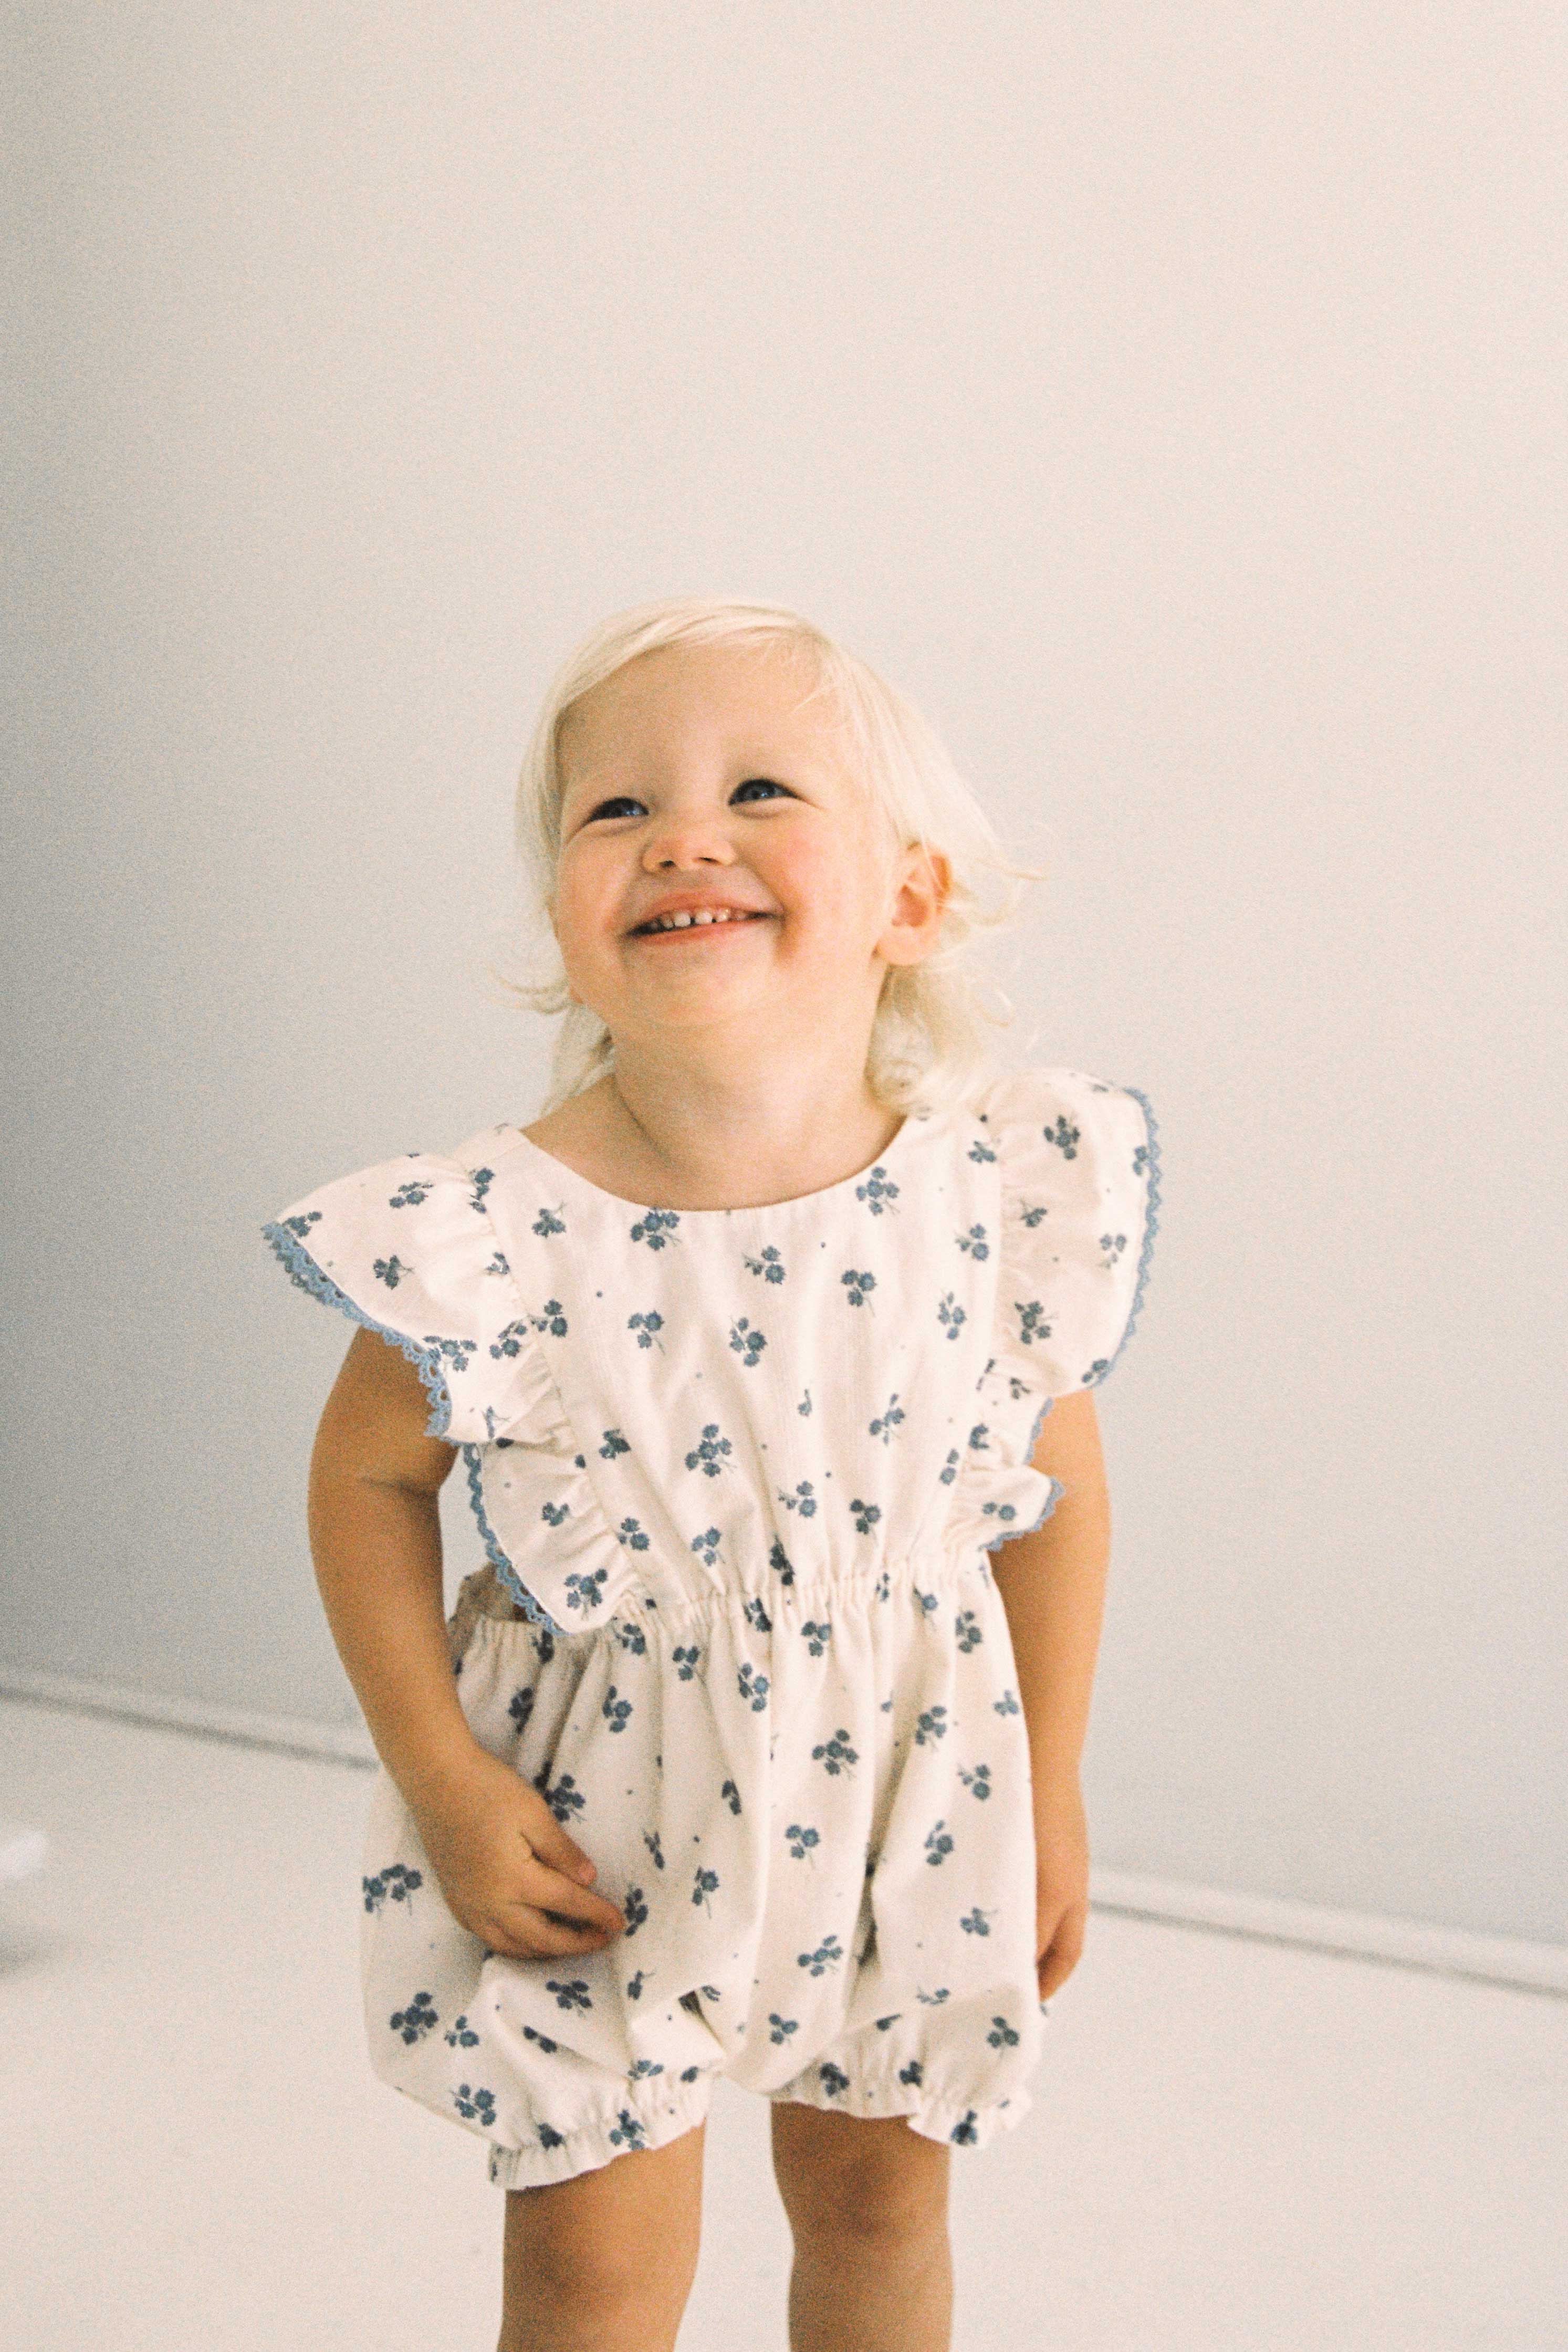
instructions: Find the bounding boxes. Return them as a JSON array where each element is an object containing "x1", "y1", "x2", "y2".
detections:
[
  {"x1": 523, "y1": 1812, "x2": 601, "y2": 1885},
  {"x1": 516, "y1": 1858, "x2": 625, "y2": 1933},
  {"x1": 491, "y1": 1907, "x2": 623, "y2": 1960}
]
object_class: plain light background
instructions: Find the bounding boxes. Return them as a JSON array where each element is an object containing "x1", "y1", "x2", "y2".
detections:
[{"x1": 4, "y1": 0, "x2": 1564, "y2": 1968}]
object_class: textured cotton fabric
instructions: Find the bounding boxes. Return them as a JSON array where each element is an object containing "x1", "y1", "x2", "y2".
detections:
[{"x1": 262, "y1": 1064, "x2": 1160, "y2": 2188}]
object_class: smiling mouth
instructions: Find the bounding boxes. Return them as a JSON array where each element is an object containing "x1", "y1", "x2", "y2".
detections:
[{"x1": 629, "y1": 912, "x2": 773, "y2": 939}]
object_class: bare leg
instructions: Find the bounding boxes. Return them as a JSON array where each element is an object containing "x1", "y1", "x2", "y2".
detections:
[
  {"x1": 497, "y1": 2119, "x2": 705, "y2": 2352},
  {"x1": 770, "y1": 2104, "x2": 953, "y2": 2352}
]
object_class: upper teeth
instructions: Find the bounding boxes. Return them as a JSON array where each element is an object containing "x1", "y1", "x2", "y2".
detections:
[{"x1": 643, "y1": 908, "x2": 758, "y2": 931}]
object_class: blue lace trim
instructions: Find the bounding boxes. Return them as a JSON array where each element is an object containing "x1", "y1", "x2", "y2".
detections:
[
  {"x1": 461, "y1": 1447, "x2": 568, "y2": 1637},
  {"x1": 1088, "y1": 1083, "x2": 1162, "y2": 1388},
  {"x1": 260, "y1": 1220, "x2": 455, "y2": 1440},
  {"x1": 980, "y1": 1472, "x2": 1065, "y2": 1552}
]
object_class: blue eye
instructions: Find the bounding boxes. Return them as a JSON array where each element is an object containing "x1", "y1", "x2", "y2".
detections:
[{"x1": 583, "y1": 779, "x2": 793, "y2": 822}]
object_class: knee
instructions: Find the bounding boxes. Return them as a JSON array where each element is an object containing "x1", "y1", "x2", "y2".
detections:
[
  {"x1": 775, "y1": 2119, "x2": 949, "y2": 2253},
  {"x1": 501, "y1": 2192, "x2": 699, "y2": 2338}
]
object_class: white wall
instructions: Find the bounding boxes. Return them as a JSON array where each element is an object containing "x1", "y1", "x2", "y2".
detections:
[{"x1": 5, "y1": 3, "x2": 1563, "y2": 1946}]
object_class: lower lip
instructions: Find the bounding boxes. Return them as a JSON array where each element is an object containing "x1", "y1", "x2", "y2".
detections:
[{"x1": 629, "y1": 916, "x2": 771, "y2": 945}]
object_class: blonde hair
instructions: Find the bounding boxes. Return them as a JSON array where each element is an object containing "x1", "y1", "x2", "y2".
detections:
[{"x1": 488, "y1": 595, "x2": 1046, "y2": 1118}]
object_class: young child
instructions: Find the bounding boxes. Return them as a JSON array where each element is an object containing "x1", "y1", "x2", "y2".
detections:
[{"x1": 262, "y1": 597, "x2": 1161, "y2": 2352}]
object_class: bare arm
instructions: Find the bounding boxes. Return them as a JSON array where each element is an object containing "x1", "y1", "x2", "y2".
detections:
[
  {"x1": 307, "y1": 1324, "x2": 484, "y2": 1809},
  {"x1": 307, "y1": 1325, "x2": 623, "y2": 1956},
  {"x1": 988, "y1": 1387, "x2": 1111, "y2": 1795}
]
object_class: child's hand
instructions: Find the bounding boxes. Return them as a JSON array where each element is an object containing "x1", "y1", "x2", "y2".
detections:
[
  {"x1": 404, "y1": 1745, "x2": 625, "y2": 1960},
  {"x1": 1033, "y1": 1780, "x2": 1091, "y2": 2001}
]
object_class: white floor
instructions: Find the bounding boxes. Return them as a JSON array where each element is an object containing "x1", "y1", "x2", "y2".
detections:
[{"x1": 2, "y1": 1697, "x2": 1564, "y2": 2352}]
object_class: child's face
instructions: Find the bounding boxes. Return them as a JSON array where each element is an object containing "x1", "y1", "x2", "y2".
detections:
[{"x1": 550, "y1": 640, "x2": 943, "y2": 1055}]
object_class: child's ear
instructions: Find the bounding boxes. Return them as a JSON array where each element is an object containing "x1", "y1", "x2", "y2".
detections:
[{"x1": 879, "y1": 844, "x2": 952, "y2": 965}]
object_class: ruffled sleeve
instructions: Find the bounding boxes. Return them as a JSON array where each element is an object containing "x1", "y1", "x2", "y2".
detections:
[
  {"x1": 260, "y1": 1147, "x2": 538, "y2": 1447},
  {"x1": 980, "y1": 1063, "x2": 1162, "y2": 1434}
]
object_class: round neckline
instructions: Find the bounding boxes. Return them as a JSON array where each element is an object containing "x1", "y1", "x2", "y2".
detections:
[{"x1": 500, "y1": 1103, "x2": 933, "y2": 1217}]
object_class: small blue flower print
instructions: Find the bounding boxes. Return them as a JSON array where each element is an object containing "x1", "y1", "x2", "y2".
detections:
[
  {"x1": 770, "y1": 1536, "x2": 796, "y2": 1584},
  {"x1": 1019, "y1": 1201, "x2": 1048, "y2": 1229},
  {"x1": 769, "y1": 2013, "x2": 799, "y2": 2045},
  {"x1": 564, "y1": 1566, "x2": 608, "y2": 1614},
  {"x1": 521, "y1": 2023, "x2": 559, "y2": 2053},
  {"x1": 546, "y1": 1978, "x2": 593, "y2": 2012},
  {"x1": 987, "y1": 2016, "x2": 1020, "y2": 2048},
  {"x1": 729, "y1": 1317, "x2": 767, "y2": 1366},
  {"x1": 968, "y1": 1422, "x2": 991, "y2": 1452},
  {"x1": 736, "y1": 1663, "x2": 770, "y2": 1712},
  {"x1": 798, "y1": 1387, "x2": 812, "y2": 1416},
  {"x1": 444, "y1": 2013, "x2": 480, "y2": 2049},
  {"x1": 819, "y1": 2062, "x2": 850, "y2": 2097},
  {"x1": 937, "y1": 1291, "x2": 966, "y2": 1341},
  {"x1": 875, "y1": 2014, "x2": 902, "y2": 2032},
  {"x1": 685, "y1": 1423, "x2": 733, "y2": 1478},
  {"x1": 626, "y1": 1969, "x2": 647, "y2": 2001},
  {"x1": 541, "y1": 1499, "x2": 571, "y2": 1529},
  {"x1": 924, "y1": 1820, "x2": 953, "y2": 1867},
  {"x1": 629, "y1": 1208, "x2": 681, "y2": 1250},
  {"x1": 642, "y1": 1828, "x2": 665, "y2": 1870},
  {"x1": 628, "y1": 1310, "x2": 665, "y2": 1350},
  {"x1": 680, "y1": 2064, "x2": 701, "y2": 2082},
  {"x1": 797, "y1": 1935, "x2": 844, "y2": 1978},
  {"x1": 614, "y1": 1619, "x2": 647, "y2": 1655},
  {"x1": 874, "y1": 1568, "x2": 891, "y2": 1602},
  {"x1": 993, "y1": 1688, "x2": 1021, "y2": 1717},
  {"x1": 535, "y1": 1770, "x2": 586, "y2": 1823},
  {"x1": 956, "y1": 1222, "x2": 990, "y2": 1260},
  {"x1": 529, "y1": 1298, "x2": 569, "y2": 1339},
  {"x1": 744, "y1": 1594, "x2": 773, "y2": 1634},
  {"x1": 720, "y1": 1779, "x2": 742, "y2": 1816},
  {"x1": 785, "y1": 1823, "x2": 820, "y2": 1862},
  {"x1": 914, "y1": 1707, "x2": 949, "y2": 1747},
  {"x1": 622, "y1": 1886, "x2": 649, "y2": 1935},
  {"x1": 1099, "y1": 1229, "x2": 1129, "y2": 1267},
  {"x1": 938, "y1": 1447, "x2": 961, "y2": 1486},
  {"x1": 849, "y1": 1496, "x2": 882, "y2": 1536},
  {"x1": 602, "y1": 1685, "x2": 632, "y2": 1735},
  {"x1": 916, "y1": 1988, "x2": 950, "y2": 2006},
  {"x1": 608, "y1": 2108, "x2": 646, "y2": 2148},
  {"x1": 509, "y1": 1685, "x2": 536, "y2": 1734},
  {"x1": 959, "y1": 1907, "x2": 994, "y2": 1938},
  {"x1": 1015, "y1": 1300, "x2": 1052, "y2": 1348},
  {"x1": 954, "y1": 1610, "x2": 982, "y2": 1652},
  {"x1": 868, "y1": 1392, "x2": 905, "y2": 1444},
  {"x1": 913, "y1": 1587, "x2": 938, "y2": 1615},
  {"x1": 390, "y1": 1990, "x2": 437, "y2": 2044},
  {"x1": 898, "y1": 2058, "x2": 924, "y2": 2087},
  {"x1": 372, "y1": 1252, "x2": 410, "y2": 1289},
  {"x1": 744, "y1": 1243, "x2": 787, "y2": 1284},
  {"x1": 855, "y1": 1166, "x2": 900, "y2": 1215},
  {"x1": 842, "y1": 1267, "x2": 877, "y2": 1310},
  {"x1": 671, "y1": 1646, "x2": 702, "y2": 1683},
  {"x1": 959, "y1": 1763, "x2": 993, "y2": 1801},
  {"x1": 490, "y1": 1317, "x2": 530, "y2": 1364},
  {"x1": 691, "y1": 1527, "x2": 723, "y2": 1571},
  {"x1": 967, "y1": 1132, "x2": 997, "y2": 1167},
  {"x1": 811, "y1": 1728, "x2": 858, "y2": 1777},
  {"x1": 628, "y1": 2057, "x2": 664, "y2": 2080},
  {"x1": 389, "y1": 1179, "x2": 433, "y2": 1209},
  {"x1": 599, "y1": 1426, "x2": 631, "y2": 1460},
  {"x1": 692, "y1": 1866, "x2": 719, "y2": 1913},
  {"x1": 1044, "y1": 1112, "x2": 1081, "y2": 1160},
  {"x1": 777, "y1": 1479, "x2": 818, "y2": 1517},
  {"x1": 800, "y1": 1619, "x2": 832, "y2": 1657},
  {"x1": 532, "y1": 1204, "x2": 566, "y2": 1239},
  {"x1": 950, "y1": 2110, "x2": 980, "y2": 2146},
  {"x1": 453, "y1": 2084, "x2": 497, "y2": 2125},
  {"x1": 362, "y1": 1863, "x2": 422, "y2": 1915},
  {"x1": 537, "y1": 2120, "x2": 566, "y2": 2149}
]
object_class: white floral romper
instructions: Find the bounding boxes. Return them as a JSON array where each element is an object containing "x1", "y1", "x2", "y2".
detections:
[{"x1": 262, "y1": 1063, "x2": 1161, "y2": 2188}]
